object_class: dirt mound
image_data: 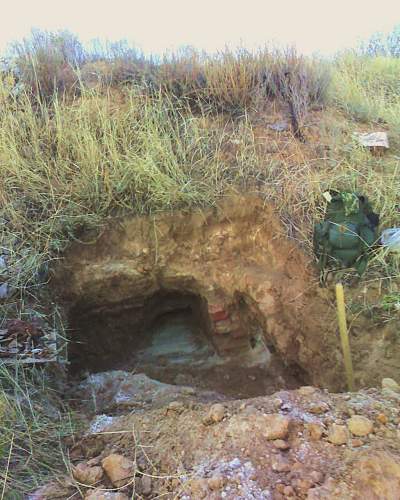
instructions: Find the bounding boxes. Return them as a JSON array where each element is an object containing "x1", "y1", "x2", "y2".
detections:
[
  {"x1": 55, "y1": 195, "x2": 340, "y2": 390},
  {"x1": 33, "y1": 375, "x2": 400, "y2": 499}
]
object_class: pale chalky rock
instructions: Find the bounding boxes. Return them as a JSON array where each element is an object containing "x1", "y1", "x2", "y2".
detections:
[
  {"x1": 382, "y1": 378, "x2": 400, "y2": 393},
  {"x1": 347, "y1": 416, "x2": 373, "y2": 437},
  {"x1": 85, "y1": 490, "x2": 129, "y2": 500},
  {"x1": 101, "y1": 453, "x2": 135, "y2": 487},
  {"x1": 73, "y1": 462, "x2": 103, "y2": 485},
  {"x1": 355, "y1": 131, "x2": 389, "y2": 149},
  {"x1": 327, "y1": 424, "x2": 349, "y2": 445},
  {"x1": 263, "y1": 414, "x2": 290, "y2": 440}
]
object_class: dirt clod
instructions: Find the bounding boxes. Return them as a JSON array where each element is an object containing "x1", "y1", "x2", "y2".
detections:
[
  {"x1": 327, "y1": 424, "x2": 349, "y2": 445},
  {"x1": 306, "y1": 422, "x2": 324, "y2": 441},
  {"x1": 72, "y1": 462, "x2": 103, "y2": 485},
  {"x1": 264, "y1": 413, "x2": 290, "y2": 440},
  {"x1": 273, "y1": 439, "x2": 290, "y2": 450},
  {"x1": 101, "y1": 454, "x2": 135, "y2": 488}
]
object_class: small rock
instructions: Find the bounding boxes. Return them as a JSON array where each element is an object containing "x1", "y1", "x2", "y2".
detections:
[
  {"x1": 101, "y1": 454, "x2": 135, "y2": 488},
  {"x1": 203, "y1": 403, "x2": 226, "y2": 425},
  {"x1": 27, "y1": 480, "x2": 75, "y2": 500},
  {"x1": 85, "y1": 490, "x2": 129, "y2": 500},
  {"x1": 0, "y1": 256, "x2": 6, "y2": 270},
  {"x1": 306, "y1": 422, "x2": 324, "y2": 441},
  {"x1": 272, "y1": 459, "x2": 291, "y2": 472},
  {"x1": 283, "y1": 485, "x2": 295, "y2": 496},
  {"x1": 0, "y1": 283, "x2": 9, "y2": 299},
  {"x1": 190, "y1": 478, "x2": 209, "y2": 498},
  {"x1": 376, "y1": 413, "x2": 388, "y2": 425},
  {"x1": 298, "y1": 386, "x2": 317, "y2": 396},
  {"x1": 327, "y1": 424, "x2": 349, "y2": 445},
  {"x1": 352, "y1": 439, "x2": 364, "y2": 447},
  {"x1": 208, "y1": 475, "x2": 224, "y2": 490},
  {"x1": 310, "y1": 470, "x2": 324, "y2": 484},
  {"x1": 140, "y1": 475, "x2": 152, "y2": 496},
  {"x1": 268, "y1": 121, "x2": 289, "y2": 132},
  {"x1": 167, "y1": 401, "x2": 185, "y2": 414},
  {"x1": 382, "y1": 378, "x2": 400, "y2": 393},
  {"x1": 72, "y1": 462, "x2": 103, "y2": 485},
  {"x1": 273, "y1": 439, "x2": 290, "y2": 450},
  {"x1": 294, "y1": 478, "x2": 313, "y2": 494},
  {"x1": 263, "y1": 414, "x2": 290, "y2": 440},
  {"x1": 308, "y1": 402, "x2": 330, "y2": 414},
  {"x1": 347, "y1": 416, "x2": 373, "y2": 437}
]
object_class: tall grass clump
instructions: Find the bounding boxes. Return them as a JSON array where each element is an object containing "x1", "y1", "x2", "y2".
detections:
[
  {"x1": 0, "y1": 364, "x2": 75, "y2": 497},
  {"x1": 0, "y1": 76, "x2": 260, "y2": 293},
  {"x1": 332, "y1": 53, "x2": 400, "y2": 133}
]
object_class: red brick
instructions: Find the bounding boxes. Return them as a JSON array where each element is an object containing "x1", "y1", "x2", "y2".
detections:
[{"x1": 211, "y1": 310, "x2": 229, "y2": 322}]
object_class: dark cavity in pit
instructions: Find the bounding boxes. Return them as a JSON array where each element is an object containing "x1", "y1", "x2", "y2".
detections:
[{"x1": 67, "y1": 290, "x2": 307, "y2": 398}]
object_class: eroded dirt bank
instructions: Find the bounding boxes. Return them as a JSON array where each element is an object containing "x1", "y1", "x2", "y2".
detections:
[{"x1": 54, "y1": 195, "x2": 341, "y2": 391}]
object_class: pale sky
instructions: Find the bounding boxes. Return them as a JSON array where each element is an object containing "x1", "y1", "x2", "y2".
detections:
[{"x1": 1, "y1": 0, "x2": 400, "y2": 56}]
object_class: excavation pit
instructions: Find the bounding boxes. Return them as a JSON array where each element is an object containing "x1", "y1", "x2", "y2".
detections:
[
  {"x1": 67, "y1": 288, "x2": 307, "y2": 397},
  {"x1": 56, "y1": 196, "x2": 341, "y2": 396}
]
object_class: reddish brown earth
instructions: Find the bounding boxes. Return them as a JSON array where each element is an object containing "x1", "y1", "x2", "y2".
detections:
[{"x1": 55, "y1": 195, "x2": 340, "y2": 390}]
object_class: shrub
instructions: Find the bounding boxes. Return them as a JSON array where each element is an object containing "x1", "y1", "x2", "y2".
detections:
[{"x1": 9, "y1": 29, "x2": 85, "y2": 100}]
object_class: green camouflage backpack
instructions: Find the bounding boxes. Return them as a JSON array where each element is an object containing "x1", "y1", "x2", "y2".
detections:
[{"x1": 313, "y1": 191, "x2": 379, "y2": 275}]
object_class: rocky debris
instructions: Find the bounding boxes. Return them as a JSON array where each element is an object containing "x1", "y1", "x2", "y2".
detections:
[
  {"x1": 263, "y1": 413, "x2": 290, "y2": 440},
  {"x1": 35, "y1": 378, "x2": 400, "y2": 499},
  {"x1": 327, "y1": 423, "x2": 349, "y2": 445},
  {"x1": 72, "y1": 462, "x2": 103, "y2": 485},
  {"x1": 101, "y1": 454, "x2": 135, "y2": 488},
  {"x1": 355, "y1": 131, "x2": 389, "y2": 150},
  {"x1": 0, "y1": 319, "x2": 57, "y2": 363},
  {"x1": 347, "y1": 415, "x2": 373, "y2": 437},
  {"x1": 203, "y1": 403, "x2": 226, "y2": 425},
  {"x1": 85, "y1": 490, "x2": 129, "y2": 500}
]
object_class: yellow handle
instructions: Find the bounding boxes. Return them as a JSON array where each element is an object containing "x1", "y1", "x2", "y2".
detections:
[{"x1": 335, "y1": 283, "x2": 355, "y2": 392}]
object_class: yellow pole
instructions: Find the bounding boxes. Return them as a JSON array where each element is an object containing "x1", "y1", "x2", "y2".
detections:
[{"x1": 335, "y1": 283, "x2": 355, "y2": 392}]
